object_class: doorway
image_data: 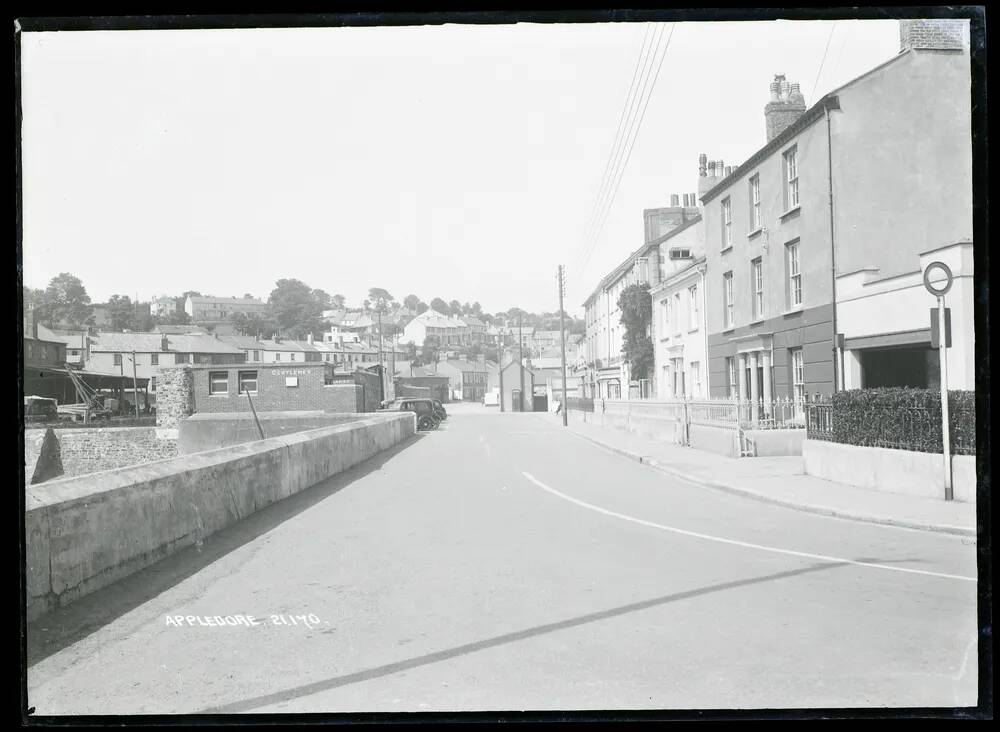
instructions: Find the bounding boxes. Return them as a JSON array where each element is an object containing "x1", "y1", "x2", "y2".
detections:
[{"x1": 511, "y1": 389, "x2": 522, "y2": 412}]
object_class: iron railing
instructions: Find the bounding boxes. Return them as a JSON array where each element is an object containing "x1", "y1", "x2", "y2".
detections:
[
  {"x1": 571, "y1": 396, "x2": 809, "y2": 431},
  {"x1": 566, "y1": 397, "x2": 594, "y2": 413}
]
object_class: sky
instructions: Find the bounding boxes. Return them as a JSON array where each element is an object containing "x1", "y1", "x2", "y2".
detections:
[{"x1": 20, "y1": 19, "x2": 901, "y2": 317}]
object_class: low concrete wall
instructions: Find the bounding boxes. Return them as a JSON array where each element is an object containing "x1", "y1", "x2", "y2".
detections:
[
  {"x1": 802, "y1": 439, "x2": 976, "y2": 503},
  {"x1": 26, "y1": 412, "x2": 415, "y2": 620},
  {"x1": 689, "y1": 424, "x2": 739, "y2": 458},
  {"x1": 177, "y1": 411, "x2": 368, "y2": 454},
  {"x1": 746, "y1": 428, "x2": 806, "y2": 457},
  {"x1": 54, "y1": 427, "x2": 178, "y2": 478}
]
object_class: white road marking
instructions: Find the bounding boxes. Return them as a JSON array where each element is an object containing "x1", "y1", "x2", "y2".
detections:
[{"x1": 521, "y1": 472, "x2": 976, "y2": 583}]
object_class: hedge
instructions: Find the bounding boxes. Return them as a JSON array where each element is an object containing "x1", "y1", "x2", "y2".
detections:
[{"x1": 828, "y1": 387, "x2": 976, "y2": 455}]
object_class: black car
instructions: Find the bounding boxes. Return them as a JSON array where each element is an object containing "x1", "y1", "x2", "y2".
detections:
[
  {"x1": 431, "y1": 399, "x2": 448, "y2": 422},
  {"x1": 379, "y1": 399, "x2": 440, "y2": 431}
]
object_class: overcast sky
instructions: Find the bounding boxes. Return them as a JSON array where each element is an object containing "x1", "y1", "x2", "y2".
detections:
[{"x1": 20, "y1": 19, "x2": 900, "y2": 316}]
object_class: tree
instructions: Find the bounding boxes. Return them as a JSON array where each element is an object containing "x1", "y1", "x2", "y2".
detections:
[
  {"x1": 448, "y1": 300, "x2": 463, "y2": 317},
  {"x1": 471, "y1": 301, "x2": 483, "y2": 316},
  {"x1": 403, "y1": 294, "x2": 421, "y2": 312},
  {"x1": 268, "y1": 279, "x2": 325, "y2": 338},
  {"x1": 312, "y1": 289, "x2": 333, "y2": 310},
  {"x1": 161, "y1": 309, "x2": 192, "y2": 326},
  {"x1": 404, "y1": 341, "x2": 418, "y2": 363},
  {"x1": 331, "y1": 293, "x2": 346, "y2": 310},
  {"x1": 421, "y1": 335, "x2": 441, "y2": 365},
  {"x1": 106, "y1": 295, "x2": 138, "y2": 331},
  {"x1": 231, "y1": 311, "x2": 278, "y2": 339},
  {"x1": 430, "y1": 297, "x2": 449, "y2": 315},
  {"x1": 38, "y1": 273, "x2": 94, "y2": 328},
  {"x1": 617, "y1": 283, "x2": 654, "y2": 380},
  {"x1": 416, "y1": 301, "x2": 430, "y2": 315}
]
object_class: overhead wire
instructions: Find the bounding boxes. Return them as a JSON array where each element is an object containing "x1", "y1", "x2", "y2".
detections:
[
  {"x1": 577, "y1": 22, "x2": 676, "y2": 278},
  {"x1": 810, "y1": 22, "x2": 838, "y2": 102}
]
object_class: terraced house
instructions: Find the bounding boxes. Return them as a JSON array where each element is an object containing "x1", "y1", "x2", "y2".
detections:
[{"x1": 701, "y1": 19, "x2": 972, "y2": 413}]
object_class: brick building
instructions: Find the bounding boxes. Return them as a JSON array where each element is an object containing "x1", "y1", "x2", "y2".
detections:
[{"x1": 154, "y1": 362, "x2": 379, "y2": 428}]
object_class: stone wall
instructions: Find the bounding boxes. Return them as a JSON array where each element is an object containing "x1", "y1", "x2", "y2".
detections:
[
  {"x1": 155, "y1": 366, "x2": 195, "y2": 429},
  {"x1": 55, "y1": 427, "x2": 179, "y2": 478},
  {"x1": 26, "y1": 412, "x2": 415, "y2": 620}
]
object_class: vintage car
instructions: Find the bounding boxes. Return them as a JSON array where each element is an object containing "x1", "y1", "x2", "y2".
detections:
[
  {"x1": 430, "y1": 399, "x2": 448, "y2": 422},
  {"x1": 378, "y1": 398, "x2": 440, "y2": 431}
]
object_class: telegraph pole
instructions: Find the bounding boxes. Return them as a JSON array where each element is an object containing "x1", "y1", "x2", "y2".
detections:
[
  {"x1": 558, "y1": 266, "x2": 569, "y2": 427},
  {"x1": 498, "y1": 337, "x2": 505, "y2": 412},
  {"x1": 131, "y1": 350, "x2": 140, "y2": 418},
  {"x1": 518, "y1": 313, "x2": 524, "y2": 412}
]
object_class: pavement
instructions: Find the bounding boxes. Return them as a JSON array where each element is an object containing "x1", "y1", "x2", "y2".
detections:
[
  {"x1": 27, "y1": 401, "x2": 979, "y2": 714},
  {"x1": 553, "y1": 410, "x2": 978, "y2": 538}
]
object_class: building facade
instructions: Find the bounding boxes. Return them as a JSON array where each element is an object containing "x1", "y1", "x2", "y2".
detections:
[
  {"x1": 650, "y1": 215, "x2": 709, "y2": 398},
  {"x1": 701, "y1": 23, "x2": 971, "y2": 412}
]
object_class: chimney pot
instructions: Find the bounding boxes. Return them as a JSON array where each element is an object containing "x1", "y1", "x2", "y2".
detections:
[
  {"x1": 708, "y1": 161, "x2": 716, "y2": 177},
  {"x1": 725, "y1": 166, "x2": 732, "y2": 176},
  {"x1": 670, "y1": 194, "x2": 680, "y2": 206},
  {"x1": 698, "y1": 153, "x2": 707, "y2": 176}
]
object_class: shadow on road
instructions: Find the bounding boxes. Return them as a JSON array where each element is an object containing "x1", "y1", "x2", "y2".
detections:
[
  {"x1": 201, "y1": 559, "x2": 855, "y2": 713},
  {"x1": 26, "y1": 434, "x2": 426, "y2": 666}
]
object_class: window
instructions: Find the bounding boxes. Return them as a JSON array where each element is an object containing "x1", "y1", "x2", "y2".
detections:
[
  {"x1": 175, "y1": 353, "x2": 190, "y2": 364},
  {"x1": 749, "y1": 175, "x2": 761, "y2": 231},
  {"x1": 690, "y1": 361, "x2": 701, "y2": 397},
  {"x1": 784, "y1": 146, "x2": 799, "y2": 209},
  {"x1": 726, "y1": 356, "x2": 737, "y2": 397},
  {"x1": 113, "y1": 354, "x2": 122, "y2": 366},
  {"x1": 252, "y1": 350, "x2": 260, "y2": 361},
  {"x1": 275, "y1": 353, "x2": 281, "y2": 361},
  {"x1": 751, "y1": 257, "x2": 764, "y2": 320},
  {"x1": 238, "y1": 370, "x2": 258, "y2": 395},
  {"x1": 786, "y1": 240, "x2": 802, "y2": 308},
  {"x1": 209, "y1": 371, "x2": 229, "y2": 395},
  {"x1": 673, "y1": 293, "x2": 682, "y2": 335},
  {"x1": 661, "y1": 299, "x2": 671, "y2": 338},
  {"x1": 290, "y1": 353, "x2": 296, "y2": 361},
  {"x1": 151, "y1": 376, "x2": 157, "y2": 392},
  {"x1": 688, "y1": 285, "x2": 699, "y2": 331},
  {"x1": 151, "y1": 353, "x2": 159, "y2": 365},
  {"x1": 723, "y1": 272, "x2": 735, "y2": 329},
  {"x1": 791, "y1": 348, "x2": 805, "y2": 415},
  {"x1": 722, "y1": 197, "x2": 733, "y2": 248}
]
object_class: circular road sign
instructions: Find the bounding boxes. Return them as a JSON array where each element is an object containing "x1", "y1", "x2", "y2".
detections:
[{"x1": 923, "y1": 261, "x2": 954, "y2": 297}]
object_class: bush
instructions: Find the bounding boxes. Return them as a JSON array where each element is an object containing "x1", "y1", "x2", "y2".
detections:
[{"x1": 829, "y1": 387, "x2": 975, "y2": 455}]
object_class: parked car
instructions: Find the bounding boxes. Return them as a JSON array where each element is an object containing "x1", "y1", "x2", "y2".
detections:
[
  {"x1": 379, "y1": 398, "x2": 440, "y2": 431},
  {"x1": 431, "y1": 399, "x2": 448, "y2": 421},
  {"x1": 483, "y1": 391, "x2": 499, "y2": 407}
]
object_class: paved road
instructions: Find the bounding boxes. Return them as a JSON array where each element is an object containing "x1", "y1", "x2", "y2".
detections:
[{"x1": 27, "y1": 404, "x2": 979, "y2": 713}]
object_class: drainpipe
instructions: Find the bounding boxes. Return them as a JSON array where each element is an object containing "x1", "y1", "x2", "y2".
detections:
[
  {"x1": 699, "y1": 262, "x2": 709, "y2": 399},
  {"x1": 825, "y1": 98, "x2": 841, "y2": 393}
]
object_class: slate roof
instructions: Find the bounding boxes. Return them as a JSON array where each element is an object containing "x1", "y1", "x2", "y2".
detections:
[{"x1": 90, "y1": 332, "x2": 244, "y2": 354}]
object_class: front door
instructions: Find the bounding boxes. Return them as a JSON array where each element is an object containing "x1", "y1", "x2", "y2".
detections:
[{"x1": 511, "y1": 389, "x2": 522, "y2": 412}]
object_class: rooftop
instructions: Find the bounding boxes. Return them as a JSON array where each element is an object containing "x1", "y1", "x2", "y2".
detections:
[{"x1": 90, "y1": 332, "x2": 245, "y2": 354}]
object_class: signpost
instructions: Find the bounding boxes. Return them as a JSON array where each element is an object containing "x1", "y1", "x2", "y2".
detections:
[{"x1": 923, "y1": 261, "x2": 954, "y2": 501}]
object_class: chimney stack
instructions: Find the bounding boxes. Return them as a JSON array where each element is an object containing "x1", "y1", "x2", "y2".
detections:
[
  {"x1": 161, "y1": 335, "x2": 169, "y2": 352},
  {"x1": 764, "y1": 73, "x2": 807, "y2": 142},
  {"x1": 307, "y1": 333, "x2": 314, "y2": 345}
]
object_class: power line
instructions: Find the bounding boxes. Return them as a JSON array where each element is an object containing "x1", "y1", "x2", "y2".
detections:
[
  {"x1": 810, "y1": 22, "x2": 837, "y2": 102},
  {"x1": 578, "y1": 24, "x2": 656, "y2": 247},
  {"x1": 578, "y1": 23, "x2": 676, "y2": 277},
  {"x1": 577, "y1": 24, "x2": 665, "y2": 269},
  {"x1": 574, "y1": 27, "x2": 665, "y2": 279}
]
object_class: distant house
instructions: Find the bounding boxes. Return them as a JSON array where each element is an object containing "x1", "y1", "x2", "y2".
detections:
[
  {"x1": 184, "y1": 295, "x2": 268, "y2": 335},
  {"x1": 86, "y1": 332, "x2": 246, "y2": 399},
  {"x1": 436, "y1": 358, "x2": 489, "y2": 401},
  {"x1": 499, "y1": 360, "x2": 535, "y2": 412},
  {"x1": 401, "y1": 310, "x2": 470, "y2": 347}
]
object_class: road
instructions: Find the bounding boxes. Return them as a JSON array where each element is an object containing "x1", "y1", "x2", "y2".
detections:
[{"x1": 27, "y1": 403, "x2": 979, "y2": 713}]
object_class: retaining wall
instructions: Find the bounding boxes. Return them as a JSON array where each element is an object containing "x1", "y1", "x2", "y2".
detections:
[
  {"x1": 802, "y1": 439, "x2": 976, "y2": 503},
  {"x1": 25, "y1": 412, "x2": 415, "y2": 620},
  {"x1": 745, "y1": 428, "x2": 806, "y2": 457}
]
